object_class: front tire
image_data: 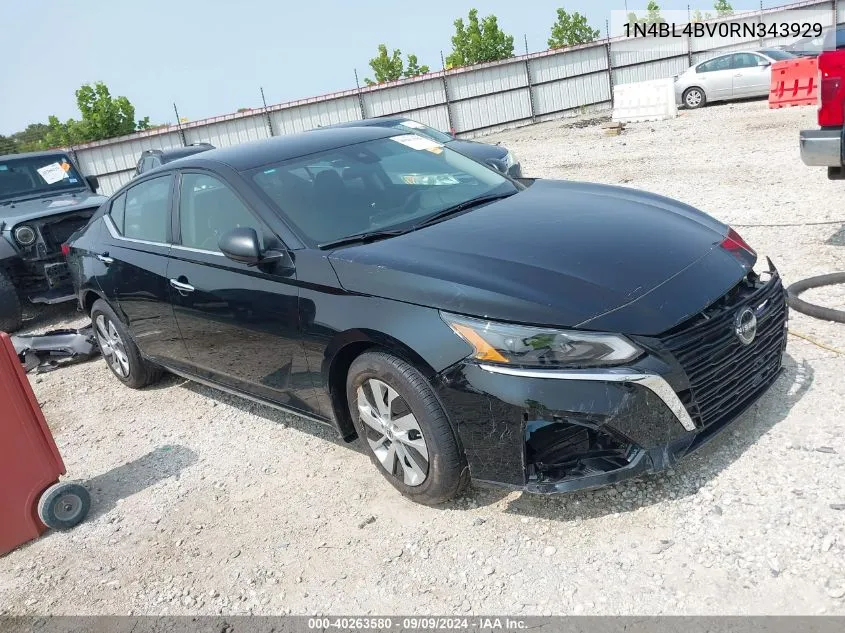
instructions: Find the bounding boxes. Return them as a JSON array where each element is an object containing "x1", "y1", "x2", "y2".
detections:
[
  {"x1": 347, "y1": 351, "x2": 469, "y2": 505},
  {"x1": 90, "y1": 299, "x2": 162, "y2": 388},
  {"x1": 683, "y1": 87, "x2": 706, "y2": 109},
  {"x1": 0, "y1": 270, "x2": 22, "y2": 333}
]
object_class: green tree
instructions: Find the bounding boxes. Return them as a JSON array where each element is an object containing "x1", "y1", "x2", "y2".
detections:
[
  {"x1": 403, "y1": 53, "x2": 430, "y2": 78},
  {"x1": 713, "y1": 0, "x2": 734, "y2": 16},
  {"x1": 691, "y1": 8, "x2": 713, "y2": 21},
  {"x1": 645, "y1": 0, "x2": 664, "y2": 23},
  {"x1": 445, "y1": 9, "x2": 514, "y2": 68},
  {"x1": 548, "y1": 9, "x2": 600, "y2": 48},
  {"x1": 74, "y1": 82, "x2": 140, "y2": 141},
  {"x1": 365, "y1": 45, "x2": 429, "y2": 85},
  {"x1": 10, "y1": 123, "x2": 50, "y2": 152},
  {"x1": 0, "y1": 135, "x2": 17, "y2": 155}
]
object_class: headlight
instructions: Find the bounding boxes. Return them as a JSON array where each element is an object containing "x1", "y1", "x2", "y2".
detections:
[
  {"x1": 441, "y1": 312, "x2": 643, "y2": 368},
  {"x1": 13, "y1": 225, "x2": 37, "y2": 246}
]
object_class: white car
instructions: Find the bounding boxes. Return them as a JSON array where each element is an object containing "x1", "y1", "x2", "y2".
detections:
[{"x1": 674, "y1": 49, "x2": 796, "y2": 109}]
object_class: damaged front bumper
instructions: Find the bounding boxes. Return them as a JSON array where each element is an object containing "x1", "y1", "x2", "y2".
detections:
[{"x1": 434, "y1": 271, "x2": 788, "y2": 494}]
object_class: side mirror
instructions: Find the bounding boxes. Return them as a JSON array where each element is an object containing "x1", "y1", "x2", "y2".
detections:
[
  {"x1": 218, "y1": 227, "x2": 286, "y2": 267},
  {"x1": 758, "y1": 60, "x2": 771, "y2": 67},
  {"x1": 86, "y1": 175, "x2": 100, "y2": 192}
]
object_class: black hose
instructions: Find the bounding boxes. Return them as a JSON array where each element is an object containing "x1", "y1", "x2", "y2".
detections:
[{"x1": 786, "y1": 273, "x2": 845, "y2": 323}]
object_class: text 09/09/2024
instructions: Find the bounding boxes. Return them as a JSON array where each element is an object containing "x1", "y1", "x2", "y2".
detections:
[{"x1": 624, "y1": 21, "x2": 823, "y2": 38}]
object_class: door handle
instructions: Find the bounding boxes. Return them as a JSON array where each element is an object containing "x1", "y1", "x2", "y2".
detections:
[
  {"x1": 96, "y1": 253, "x2": 114, "y2": 264},
  {"x1": 169, "y1": 279, "x2": 195, "y2": 293}
]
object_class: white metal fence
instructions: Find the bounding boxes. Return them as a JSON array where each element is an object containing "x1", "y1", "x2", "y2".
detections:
[{"x1": 70, "y1": 0, "x2": 842, "y2": 195}]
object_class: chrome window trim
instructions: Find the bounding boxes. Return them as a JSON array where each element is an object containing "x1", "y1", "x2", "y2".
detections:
[
  {"x1": 104, "y1": 214, "x2": 169, "y2": 247},
  {"x1": 477, "y1": 364, "x2": 697, "y2": 432},
  {"x1": 171, "y1": 244, "x2": 225, "y2": 257}
]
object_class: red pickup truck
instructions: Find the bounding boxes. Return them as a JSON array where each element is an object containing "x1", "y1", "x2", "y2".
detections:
[{"x1": 799, "y1": 27, "x2": 845, "y2": 179}]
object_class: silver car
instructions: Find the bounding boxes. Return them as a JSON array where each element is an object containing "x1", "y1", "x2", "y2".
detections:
[{"x1": 674, "y1": 49, "x2": 796, "y2": 109}]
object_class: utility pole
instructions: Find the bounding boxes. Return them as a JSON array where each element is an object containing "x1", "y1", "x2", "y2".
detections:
[
  {"x1": 173, "y1": 103, "x2": 186, "y2": 146},
  {"x1": 260, "y1": 87, "x2": 274, "y2": 137}
]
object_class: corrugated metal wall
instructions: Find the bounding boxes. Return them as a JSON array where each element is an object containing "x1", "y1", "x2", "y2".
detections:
[{"x1": 73, "y1": 0, "x2": 834, "y2": 195}]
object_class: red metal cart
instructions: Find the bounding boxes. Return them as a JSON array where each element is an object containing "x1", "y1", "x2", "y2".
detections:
[{"x1": 0, "y1": 331, "x2": 89, "y2": 556}]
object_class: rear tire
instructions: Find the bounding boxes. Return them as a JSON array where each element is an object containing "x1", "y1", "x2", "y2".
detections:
[
  {"x1": 683, "y1": 87, "x2": 706, "y2": 109},
  {"x1": 346, "y1": 351, "x2": 469, "y2": 505},
  {"x1": 0, "y1": 270, "x2": 22, "y2": 333},
  {"x1": 90, "y1": 299, "x2": 162, "y2": 388}
]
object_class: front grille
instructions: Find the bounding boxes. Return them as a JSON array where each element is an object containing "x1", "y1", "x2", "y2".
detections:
[{"x1": 659, "y1": 273, "x2": 787, "y2": 429}]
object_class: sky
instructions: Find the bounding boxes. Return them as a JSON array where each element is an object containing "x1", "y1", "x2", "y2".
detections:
[{"x1": 1, "y1": 0, "x2": 768, "y2": 135}]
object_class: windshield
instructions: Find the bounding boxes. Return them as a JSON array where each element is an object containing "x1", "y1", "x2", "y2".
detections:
[
  {"x1": 760, "y1": 49, "x2": 796, "y2": 60},
  {"x1": 0, "y1": 154, "x2": 86, "y2": 202},
  {"x1": 251, "y1": 134, "x2": 518, "y2": 246},
  {"x1": 388, "y1": 120, "x2": 454, "y2": 144}
]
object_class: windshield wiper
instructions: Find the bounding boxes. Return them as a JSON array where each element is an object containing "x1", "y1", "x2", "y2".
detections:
[
  {"x1": 412, "y1": 192, "x2": 516, "y2": 229},
  {"x1": 317, "y1": 191, "x2": 516, "y2": 249},
  {"x1": 318, "y1": 228, "x2": 409, "y2": 250}
]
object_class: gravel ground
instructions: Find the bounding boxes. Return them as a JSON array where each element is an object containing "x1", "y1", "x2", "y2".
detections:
[{"x1": 2, "y1": 99, "x2": 845, "y2": 616}]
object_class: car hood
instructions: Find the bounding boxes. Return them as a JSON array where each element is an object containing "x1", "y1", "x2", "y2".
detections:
[
  {"x1": 0, "y1": 190, "x2": 107, "y2": 226},
  {"x1": 328, "y1": 179, "x2": 755, "y2": 336},
  {"x1": 445, "y1": 138, "x2": 508, "y2": 162}
]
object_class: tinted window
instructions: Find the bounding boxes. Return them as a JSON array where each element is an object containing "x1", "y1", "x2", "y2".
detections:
[
  {"x1": 697, "y1": 56, "x2": 732, "y2": 72},
  {"x1": 251, "y1": 136, "x2": 516, "y2": 246},
  {"x1": 732, "y1": 53, "x2": 763, "y2": 68},
  {"x1": 179, "y1": 173, "x2": 261, "y2": 252},
  {"x1": 124, "y1": 176, "x2": 171, "y2": 243},
  {"x1": 110, "y1": 193, "x2": 127, "y2": 233}
]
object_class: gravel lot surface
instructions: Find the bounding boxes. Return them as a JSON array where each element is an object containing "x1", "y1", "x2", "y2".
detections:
[{"x1": 2, "y1": 99, "x2": 844, "y2": 616}]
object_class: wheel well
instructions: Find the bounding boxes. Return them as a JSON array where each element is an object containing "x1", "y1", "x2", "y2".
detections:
[
  {"x1": 326, "y1": 338, "x2": 438, "y2": 442},
  {"x1": 81, "y1": 290, "x2": 102, "y2": 316},
  {"x1": 328, "y1": 341, "x2": 376, "y2": 441},
  {"x1": 683, "y1": 86, "x2": 705, "y2": 98}
]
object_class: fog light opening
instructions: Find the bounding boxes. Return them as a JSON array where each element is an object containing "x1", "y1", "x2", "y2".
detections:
[{"x1": 526, "y1": 420, "x2": 637, "y2": 483}]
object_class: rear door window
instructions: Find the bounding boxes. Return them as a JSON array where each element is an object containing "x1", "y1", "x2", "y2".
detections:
[{"x1": 123, "y1": 176, "x2": 172, "y2": 243}]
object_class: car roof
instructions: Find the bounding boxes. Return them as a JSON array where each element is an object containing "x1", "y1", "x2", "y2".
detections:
[
  {"x1": 0, "y1": 149, "x2": 73, "y2": 161},
  {"x1": 142, "y1": 144, "x2": 213, "y2": 159},
  {"x1": 322, "y1": 117, "x2": 410, "y2": 130},
  {"x1": 165, "y1": 126, "x2": 403, "y2": 171}
]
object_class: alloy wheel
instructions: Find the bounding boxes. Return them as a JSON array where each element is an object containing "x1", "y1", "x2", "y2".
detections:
[
  {"x1": 95, "y1": 314, "x2": 130, "y2": 378},
  {"x1": 357, "y1": 378, "x2": 430, "y2": 486},
  {"x1": 685, "y1": 89, "x2": 703, "y2": 107}
]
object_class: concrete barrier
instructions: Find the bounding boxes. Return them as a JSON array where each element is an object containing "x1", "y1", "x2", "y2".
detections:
[{"x1": 612, "y1": 78, "x2": 678, "y2": 123}]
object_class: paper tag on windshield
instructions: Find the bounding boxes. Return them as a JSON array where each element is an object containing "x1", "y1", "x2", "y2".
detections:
[
  {"x1": 390, "y1": 134, "x2": 442, "y2": 151},
  {"x1": 36, "y1": 162, "x2": 68, "y2": 184},
  {"x1": 402, "y1": 120, "x2": 425, "y2": 129}
]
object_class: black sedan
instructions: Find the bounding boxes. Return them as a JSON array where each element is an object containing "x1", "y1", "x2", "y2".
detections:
[
  {"x1": 66, "y1": 127, "x2": 787, "y2": 505},
  {"x1": 323, "y1": 116, "x2": 522, "y2": 178}
]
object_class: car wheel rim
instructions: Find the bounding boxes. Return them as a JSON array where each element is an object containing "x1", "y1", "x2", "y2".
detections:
[
  {"x1": 686, "y1": 90, "x2": 702, "y2": 106},
  {"x1": 95, "y1": 314, "x2": 130, "y2": 378},
  {"x1": 357, "y1": 378, "x2": 429, "y2": 487},
  {"x1": 53, "y1": 494, "x2": 83, "y2": 521}
]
